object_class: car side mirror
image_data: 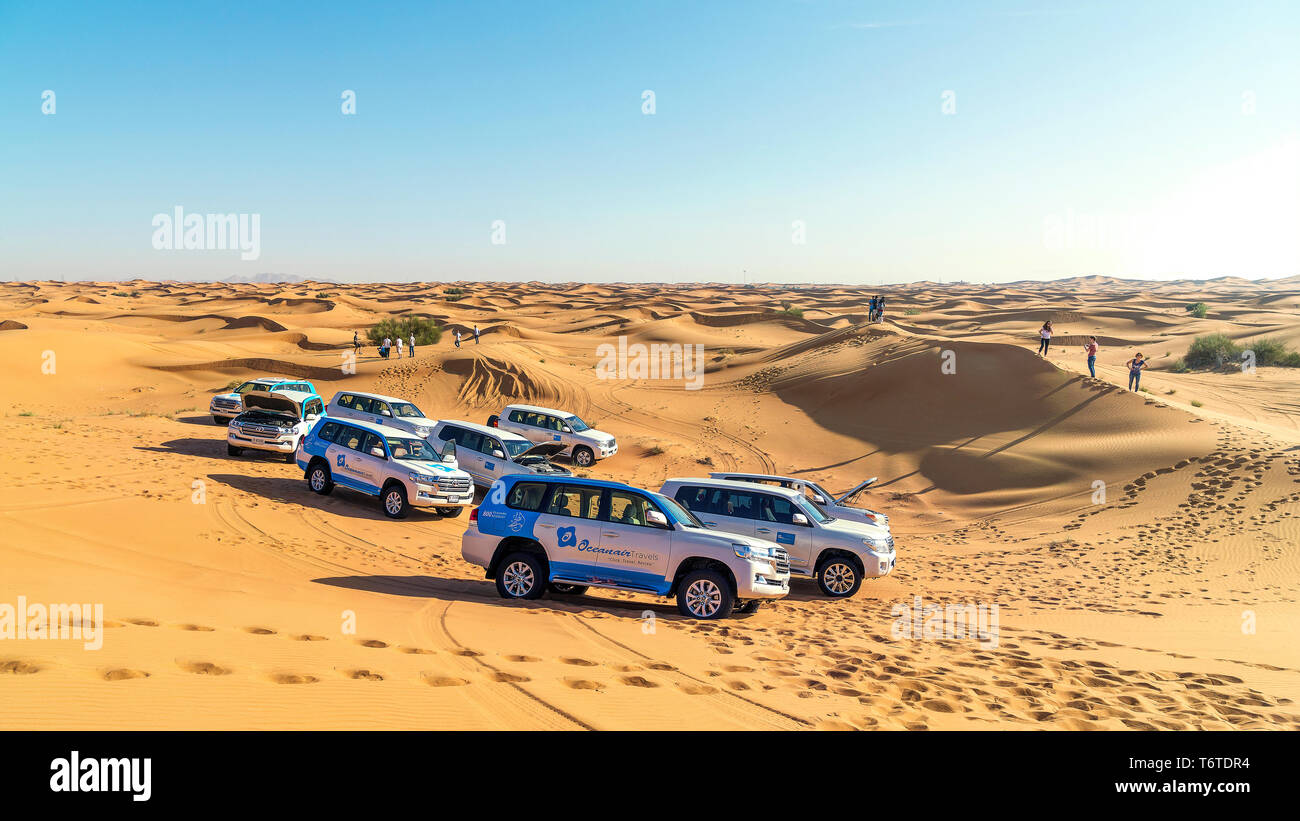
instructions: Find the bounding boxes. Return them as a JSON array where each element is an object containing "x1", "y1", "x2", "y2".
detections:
[
  {"x1": 440, "y1": 441, "x2": 457, "y2": 463},
  {"x1": 562, "y1": 426, "x2": 572, "y2": 433},
  {"x1": 370, "y1": 446, "x2": 386, "y2": 458},
  {"x1": 645, "y1": 510, "x2": 669, "y2": 527},
  {"x1": 493, "y1": 450, "x2": 505, "y2": 459},
  {"x1": 812, "y1": 494, "x2": 825, "y2": 504},
  {"x1": 792, "y1": 512, "x2": 809, "y2": 526}
]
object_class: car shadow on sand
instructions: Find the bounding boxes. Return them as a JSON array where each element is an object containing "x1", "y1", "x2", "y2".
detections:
[
  {"x1": 175, "y1": 415, "x2": 225, "y2": 427},
  {"x1": 136, "y1": 437, "x2": 290, "y2": 462},
  {"x1": 206, "y1": 473, "x2": 466, "y2": 523}
]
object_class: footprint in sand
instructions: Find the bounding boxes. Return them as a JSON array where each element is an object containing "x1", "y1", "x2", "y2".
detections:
[
  {"x1": 125, "y1": 618, "x2": 159, "y2": 627},
  {"x1": 560, "y1": 657, "x2": 598, "y2": 666},
  {"x1": 343, "y1": 669, "x2": 384, "y2": 681},
  {"x1": 675, "y1": 682, "x2": 718, "y2": 696},
  {"x1": 178, "y1": 661, "x2": 231, "y2": 676},
  {"x1": 268, "y1": 673, "x2": 318, "y2": 684},
  {"x1": 175, "y1": 624, "x2": 215, "y2": 632},
  {"x1": 102, "y1": 668, "x2": 150, "y2": 681},
  {"x1": 356, "y1": 639, "x2": 388, "y2": 648},
  {"x1": 618, "y1": 675, "x2": 659, "y2": 688},
  {"x1": 243, "y1": 627, "x2": 277, "y2": 635},
  {"x1": 397, "y1": 646, "x2": 434, "y2": 654},
  {"x1": 423, "y1": 673, "x2": 470, "y2": 687},
  {"x1": 1, "y1": 660, "x2": 42, "y2": 675},
  {"x1": 292, "y1": 634, "x2": 328, "y2": 642},
  {"x1": 490, "y1": 671, "x2": 531, "y2": 683},
  {"x1": 505, "y1": 654, "x2": 541, "y2": 663},
  {"x1": 563, "y1": 678, "x2": 605, "y2": 690}
]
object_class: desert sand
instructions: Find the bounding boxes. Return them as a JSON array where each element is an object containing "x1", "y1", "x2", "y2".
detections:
[{"x1": 1, "y1": 276, "x2": 1298, "y2": 730}]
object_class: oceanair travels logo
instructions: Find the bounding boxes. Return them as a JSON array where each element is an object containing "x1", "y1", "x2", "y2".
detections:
[
  {"x1": 557, "y1": 525, "x2": 590, "y2": 550},
  {"x1": 1, "y1": 596, "x2": 104, "y2": 650},
  {"x1": 151, "y1": 206, "x2": 261, "y2": 261},
  {"x1": 596, "y1": 336, "x2": 705, "y2": 391}
]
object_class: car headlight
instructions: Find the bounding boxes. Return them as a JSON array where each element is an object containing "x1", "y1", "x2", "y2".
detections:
[
  {"x1": 408, "y1": 472, "x2": 433, "y2": 485},
  {"x1": 415, "y1": 427, "x2": 431, "y2": 438},
  {"x1": 734, "y1": 542, "x2": 772, "y2": 560},
  {"x1": 862, "y1": 536, "x2": 889, "y2": 549}
]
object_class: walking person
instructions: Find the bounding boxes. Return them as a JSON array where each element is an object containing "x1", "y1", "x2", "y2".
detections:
[
  {"x1": 473, "y1": 324, "x2": 480, "y2": 344},
  {"x1": 1126, "y1": 352, "x2": 1148, "y2": 391},
  {"x1": 395, "y1": 335, "x2": 404, "y2": 358},
  {"x1": 876, "y1": 295, "x2": 886, "y2": 322},
  {"x1": 381, "y1": 335, "x2": 392, "y2": 359},
  {"x1": 454, "y1": 329, "x2": 461, "y2": 348},
  {"x1": 353, "y1": 330, "x2": 361, "y2": 354},
  {"x1": 868, "y1": 296, "x2": 878, "y2": 323},
  {"x1": 1084, "y1": 336, "x2": 1099, "y2": 378},
  {"x1": 1037, "y1": 321, "x2": 1052, "y2": 356},
  {"x1": 408, "y1": 332, "x2": 415, "y2": 358}
]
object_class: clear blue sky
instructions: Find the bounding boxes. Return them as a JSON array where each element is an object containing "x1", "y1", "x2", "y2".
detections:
[{"x1": 2, "y1": 0, "x2": 1297, "y2": 283}]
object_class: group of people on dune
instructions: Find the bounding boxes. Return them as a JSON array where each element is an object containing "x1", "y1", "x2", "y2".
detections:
[
  {"x1": 351, "y1": 324, "x2": 481, "y2": 359},
  {"x1": 868, "y1": 295, "x2": 887, "y2": 322},
  {"x1": 1037, "y1": 320, "x2": 1148, "y2": 390}
]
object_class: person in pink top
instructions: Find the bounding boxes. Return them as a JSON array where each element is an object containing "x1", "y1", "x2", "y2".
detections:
[{"x1": 1084, "y1": 336, "x2": 1099, "y2": 377}]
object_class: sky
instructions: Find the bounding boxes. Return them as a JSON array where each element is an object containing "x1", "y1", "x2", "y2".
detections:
[{"x1": 1, "y1": 0, "x2": 1297, "y2": 284}]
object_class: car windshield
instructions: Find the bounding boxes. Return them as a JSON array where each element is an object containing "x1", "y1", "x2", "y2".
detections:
[
  {"x1": 391, "y1": 402, "x2": 425, "y2": 419},
  {"x1": 653, "y1": 493, "x2": 704, "y2": 528},
  {"x1": 503, "y1": 439, "x2": 534, "y2": 458},
  {"x1": 385, "y1": 437, "x2": 439, "y2": 461},
  {"x1": 797, "y1": 497, "x2": 833, "y2": 524},
  {"x1": 234, "y1": 381, "x2": 271, "y2": 394},
  {"x1": 564, "y1": 415, "x2": 590, "y2": 432}
]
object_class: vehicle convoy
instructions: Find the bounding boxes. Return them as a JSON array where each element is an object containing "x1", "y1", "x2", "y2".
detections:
[
  {"x1": 210, "y1": 377, "x2": 318, "y2": 424},
  {"x1": 461, "y1": 474, "x2": 791, "y2": 618},
  {"x1": 326, "y1": 391, "x2": 443, "y2": 443},
  {"x1": 297, "y1": 417, "x2": 474, "y2": 518},
  {"x1": 227, "y1": 390, "x2": 325, "y2": 462},
  {"x1": 487, "y1": 404, "x2": 618, "y2": 467},
  {"x1": 429, "y1": 420, "x2": 571, "y2": 487},
  {"x1": 660, "y1": 477, "x2": 896, "y2": 598},
  {"x1": 708, "y1": 472, "x2": 890, "y2": 529}
]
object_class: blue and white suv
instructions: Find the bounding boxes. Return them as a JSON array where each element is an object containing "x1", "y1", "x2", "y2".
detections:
[
  {"x1": 297, "y1": 417, "x2": 474, "y2": 519},
  {"x1": 461, "y1": 474, "x2": 791, "y2": 619}
]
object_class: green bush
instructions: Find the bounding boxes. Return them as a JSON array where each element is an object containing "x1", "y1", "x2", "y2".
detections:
[
  {"x1": 1244, "y1": 337, "x2": 1290, "y2": 366},
  {"x1": 1190, "y1": 400, "x2": 1203, "y2": 408},
  {"x1": 777, "y1": 306, "x2": 803, "y2": 318},
  {"x1": 1169, "y1": 358, "x2": 1189, "y2": 373},
  {"x1": 366, "y1": 315, "x2": 443, "y2": 346},
  {"x1": 1186, "y1": 302, "x2": 1209, "y2": 318},
  {"x1": 1184, "y1": 334, "x2": 1241, "y2": 368}
]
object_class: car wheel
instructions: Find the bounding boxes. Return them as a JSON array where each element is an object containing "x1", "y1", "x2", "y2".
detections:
[
  {"x1": 816, "y1": 555, "x2": 863, "y2": 598},
  {"x1": 227, "y1": 444, "x2": 242, "y2": 456},
  {"x1": 307, "y1": 461, "x2": 334, "y2": 495},
  {"x1": 496, "y1": 552, "x2": 546, "y2": 600},
  {"x1": 572, "y1": 446, "x2": 594, "y2": 467},
  {"x1": 734, "y1": 599, "x2": 763, "y2": 615},
  {"x1": 676, "y1": 569, "x2": 734, "y2": 619},
  {"x1": 548, "y1": 582, "x2": 588, "y2": 596},
  {"x1": 435, "y1": 506, "x2": 464, "y2": 517},
  {"x1": 382, "y1": 483, "x2": 409, "y2": 519}
]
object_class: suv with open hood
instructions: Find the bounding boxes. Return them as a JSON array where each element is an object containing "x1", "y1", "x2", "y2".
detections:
[
  {"x1": 660, "y1": 477, "x2": 896, "y2": 598},
  {"x1": 487, "y1": 404, "x2": 618, "y2": 467},
  {"x1": 428, "y1": 420, "x2": 571, "y2": 488},
  {"x1": 297, "y1": 418, "x2": 474, "y2": 518},
  {"x1": 210, "y1": 377, "x2": 317, "y2": 424},
  {"x1": 227, "y1": 390, "x2": 324, "y2": 462},
  {"x1": 708, "y1": 472, "x2": 890, "y2": 530}
]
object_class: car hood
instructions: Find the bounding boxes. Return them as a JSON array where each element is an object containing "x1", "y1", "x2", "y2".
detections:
[
  {"x1": 826, "y1": 517, "x2": 891, "y2": 541},
  {"x1": 241, "y1": 391, "x2": 301, "y2": 418},
  {"x1": 688, "y1": 528, "x2": 783, "y2": 552},
  {"x1": 580, "y1": 430, "x2": 616, "y2": 446},
  {"x1": 517, "y1": 442, "x2": 567, "y2": 459},
  {"x1": 408, "y1": 462, "x2": 470, "y2": 480}
]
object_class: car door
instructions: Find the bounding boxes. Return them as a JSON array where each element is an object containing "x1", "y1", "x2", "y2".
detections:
[
  {"x1": 753, "y1": 492, "x2": 813, "y2": 570},
  {"x1": 534, "y1": 483, "x2": 603, "y2": 580},
  {"x1": 693, "y1": 486, "x2": 759, "y2": 538},
  {"x1": 478, "y1": 434, "x2": 509, "y2": 481},
  {"x1": 328, "y1": 425, "x2": 374, "y2": 492},
  {"x1": 440, "y1": 427, "x2": 485, "y2": 482},
  {"x1": 331, "y1": 394, "x2": 365, "y2": 424},
  {"x1": 595, "y1": 489, "x2": 672, "y2": 590}
]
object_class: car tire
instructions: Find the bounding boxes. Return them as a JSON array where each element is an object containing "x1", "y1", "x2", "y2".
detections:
[
  {"x1": 548, "y1": 582, "x2": 588, "y2": 596},
  {"x1": 816, "y1": 555, "x2": 863, "y2": 598},
  {"x1": 435, "y1": 506, "x2": 463, "y2": 517},
  {"x1": 572, "y1": 446, "x2": 595, "y2": 467},
  {"x1": 227, "y1": 444, "x2": 242, "y2": 456},
  {"x1": 496, "y1": 552, "x2": 546, "y2": 600},
  {"x1": 734, "y1": 599, "x2": 763, "y2": 615},
  {"x1": 306, "y1": 460, "x2": 334, "y2": 495},
  {"x1": 381, "y1": 483, "x2": 409, "y2": 519},
  {"x1": 676, "y1": 568, "x2": 734, "y2": 619}
]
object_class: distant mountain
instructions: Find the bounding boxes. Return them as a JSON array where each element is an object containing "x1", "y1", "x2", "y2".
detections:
[{"x1": 222, "y1": 273, "x2": 341, "y2": 284}]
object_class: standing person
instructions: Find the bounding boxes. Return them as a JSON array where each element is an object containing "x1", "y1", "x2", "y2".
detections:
[
  {"x1": 868, "y1": 296, "x2": 878, "y2": 322},
  {"x1": 395, "y1": 335, "x2": 404, "y2": 358},
  {"x1": 454, "y1": 329, "x2": 461, "y2": 348},
  {"x1": 473, "y1": 324, "x2": 480, "y2": 344},
  {"x1": 382, "y1": 335, "x2": 392, "y2": 359},
  {"x1": 1084, "y1": 336, "x2": 1099, "y2": 378},
  {"x1": 1037, "y1": 321, "x2": 1052, "y2": 356},
  {"x1": 876, "y1": 295, "x2": 886, "y2": 322},
  {"x1": 408, "y1": 332, "x2": 416, "y2": 358},
  {"x1": 1126, "y1": 352, "x2": 1148, "y2": 391},
  {"x1": 353, "y1": 330, "x2": 361, "y2": 353}
]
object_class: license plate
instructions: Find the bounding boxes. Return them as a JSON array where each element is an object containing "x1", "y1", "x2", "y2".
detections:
[{"x1": 446, "y1": 495, "x2": 459, "y2": 503}]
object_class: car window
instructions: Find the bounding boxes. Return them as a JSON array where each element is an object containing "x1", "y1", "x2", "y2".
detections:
[
  {"x1": 339, "y1": 394, "x2": 370, "y2": 413},
  {"x1": 317, "y1": 421, "x2": 341, "y2": 443},
  {"x1": 480, "y1": 437, "x2": 502, "y2": 456},
  {"x1": 372, "y1": 401, "x2": 392, "y2": 417},
  {"x1": 336, "y1": 426, "x2": 365, "y2": 451},
  {"x1": 440, "y1": 426, "x2": 480, "y2": 451},
  {"x1": 362, "y1": 432, "x2": 386, "y2": 457},
  {"x1": 710, "y1": 489, "x2": 757, "y2": 519},
  {"x1": 756, "y1": 493, "x2": 800, "y2": 524},
  {"x1": 391, "y1": 402, "x2": 423, "y2": 418},
  {"x1": 606, "y1": 491, "x2": 658, "y2": 527},
  {"x1": 545, "y1": 484, "x2": 601, "y2": 519},
  {"x1": 673, "y1": 486, "x2": 711, "y2": 513},
  {"x1": 304, "y1": 398, "x2": 323, "y2": 417},
  {"x1": 506, "y1": 482, "x2": 549, "y2": 512},
  {"x1": 509, "y1": 410, "x2": 526, "y2": 424}
]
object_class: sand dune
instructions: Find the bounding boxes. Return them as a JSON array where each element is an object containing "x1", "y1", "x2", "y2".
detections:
[{"x1": 1, "y1": 278, "x2": 1298, "y2": 730}]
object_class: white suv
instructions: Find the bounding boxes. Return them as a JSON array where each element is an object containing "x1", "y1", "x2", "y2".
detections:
[
  {"x1": 209, "y1": 377, "x2": 316, "y2": 424},
  {"x1": 297, "y1": 417, "x2": 475, "y2": 518},
  {"x1": 461, "y1": 475, "x2": 790, "y2": 618},
  {"x1": 227, "y1": 390, "x2": 324, "y2": 462},
  {"x1": 429, "y1": 420, "x2": 571, "y2": 488},
  {"x1": 660, "y1": 477, "x2": 896, "y2": 598},
  {"x1": 708, "y1": 472, "x2": 890, "y2": 530},
  {"x1": 488, "y1": 404, "x2": 617, "y2": 467},
  {"x1": 326, "y1": 391, "x2": 441, "y2": 442}
]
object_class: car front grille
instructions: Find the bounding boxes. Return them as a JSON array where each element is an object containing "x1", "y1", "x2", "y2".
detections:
[
  {"x1": 240, "y1": 423, "x2": 283, "y2": 437},
  {"x1": 437, "y1": 476, "x2": 473, "y2": 494},
  {"x1": 771, "y1": 547, "x2": 790, "y2": 573}
]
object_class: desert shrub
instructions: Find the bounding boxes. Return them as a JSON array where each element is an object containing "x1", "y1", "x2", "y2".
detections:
[
  {"x1": 1169, "y1": 358, "x2": 1189, "y2": 373},
  {"x1": 777, "y1": 306, "x2": 803, "y2": 318},
  {"x1": 366, "y1": 315, "x2": 442, "y2": 346},
  {"x1": 1190, "y1": 399, "x2": 1204, "y2": 407},
  {"x1": 1186, "y1": 302, "x2": 1209, "y2": 318},
  {"x1": 1282, "y1": 352, "x2": 1300, "y2": 367},
  {"x1": 905, "y1": 308, "x2": 921, "y2": 315},
  {"x1": 1183, "y1": 334, "x2": 1241, "y2": 368},
  {"x1": 644, "y1": 444, "x2": 665, "y2": 456},
  {"x1": 1243, "y1": 337, "x2": 1291, "y2": 366}
]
